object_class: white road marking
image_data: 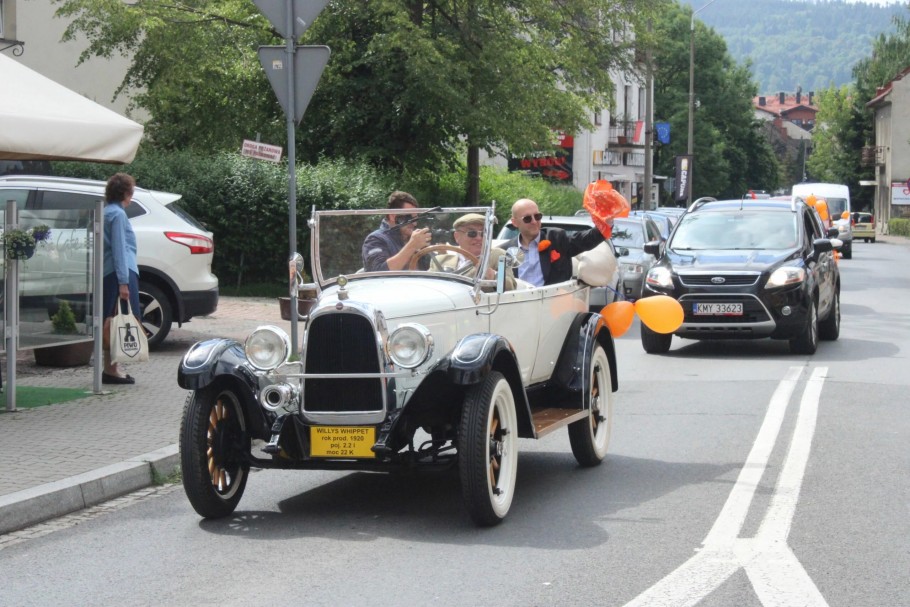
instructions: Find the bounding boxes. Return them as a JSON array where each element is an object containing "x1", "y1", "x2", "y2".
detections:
[{"x1": 623, "y1": 366, "x2": 829, "y2": 607}]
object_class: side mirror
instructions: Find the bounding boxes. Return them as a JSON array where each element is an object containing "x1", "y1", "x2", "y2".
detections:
[
  {"x1": 826, "y1": 227, "x2": 838, "y2": 239},
  {"x1": 289, "y1": 252, "x2": 305, "y2": 294},
  {"x1": 643, "y1": 241, "x2": 661, "y2": 256}
]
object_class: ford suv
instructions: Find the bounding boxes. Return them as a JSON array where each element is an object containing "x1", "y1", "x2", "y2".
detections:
[
  {"x1": 639, "y1": 197, "x2": 840, "y2": 355},
  {"x1": 0, "y1": 175, "x2": 218, "y2": 347}
]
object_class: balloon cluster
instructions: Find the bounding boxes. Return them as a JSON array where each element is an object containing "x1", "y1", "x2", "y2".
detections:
[{"x1": 598, "y1": 295, "x2": 684, "y2": 338}]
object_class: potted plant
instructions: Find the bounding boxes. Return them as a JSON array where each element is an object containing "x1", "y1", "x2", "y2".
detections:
[
  {"x1": 2, "y1": 224, "x2": 51, "y2": 260},
  {"x1": 33, "y1": 300, "x2": 94, "y2": 367}
]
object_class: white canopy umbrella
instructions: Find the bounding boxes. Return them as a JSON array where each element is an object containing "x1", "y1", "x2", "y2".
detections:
[{"x1": 0, "y1": 53, "x2": 143, "y2": 163}]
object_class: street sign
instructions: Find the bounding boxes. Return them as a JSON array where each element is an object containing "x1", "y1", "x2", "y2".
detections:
[
  {"x1": 241, "y1": 139, "x2": 283, "y2": 162},
  {"x1": 253, "y1": 0, "x2": 329, "y2": 40},
  {"x1": 258, "y1": 45, "x2": 330, "y2": 125}
]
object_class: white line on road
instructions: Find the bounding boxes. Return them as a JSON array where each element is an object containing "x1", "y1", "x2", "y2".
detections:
[{"x1": 623, "y1": 366, "x2": 829, "y2": 607}]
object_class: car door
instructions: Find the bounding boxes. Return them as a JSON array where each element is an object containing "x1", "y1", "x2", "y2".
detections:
[{"x1": 805, "y1": 209, "x2": 835, "y2": 314}]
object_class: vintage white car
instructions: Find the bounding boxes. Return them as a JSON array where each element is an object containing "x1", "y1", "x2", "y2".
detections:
[{"x1": 178, "y1": 206, "x2": 619, "y2": 526}]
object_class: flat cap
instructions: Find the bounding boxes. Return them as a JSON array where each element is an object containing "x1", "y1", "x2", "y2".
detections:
[{"x1": 453, "y1": 213, "x2": 486, "y2": 228}]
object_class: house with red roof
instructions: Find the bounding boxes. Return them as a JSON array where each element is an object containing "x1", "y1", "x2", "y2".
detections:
[{"x1": 866, "y1": 65, "x2": 910, "y2": 233}]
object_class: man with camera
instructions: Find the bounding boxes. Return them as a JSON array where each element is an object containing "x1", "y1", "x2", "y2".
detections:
[{"x1": 361, "y1": 191, "x2": 432, "y2": 272}]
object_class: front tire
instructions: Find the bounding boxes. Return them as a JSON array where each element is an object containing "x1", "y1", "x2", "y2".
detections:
[
  {"x1": 138, "y1": 281, "x2": 173, "y2": 348},
  {"x1": 641, "y1": 323, "x2": 673, "y2": 354},
  {"x1": 458, "y1": 372, "x2": 518, "y2": 527},
  {"x1": 180, "y1": 384, "x2": 250, "y2": 519},
  {"x1": 790, "y1": 298, "x2": 818, "y2": 354},
  {"x1": 841, "y1": 242, "x2": 852, "y2": 259},
  {"x1": 568, "y1": 345, "x2": 613, "y2": 466},
  {"x1": 819, "y1": 289, "x2": 840, "y2": 341}
]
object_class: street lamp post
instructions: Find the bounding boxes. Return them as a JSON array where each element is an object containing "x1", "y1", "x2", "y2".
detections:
[{"x1": 687, "y1": 0, "x2": 718, "y2": 205}]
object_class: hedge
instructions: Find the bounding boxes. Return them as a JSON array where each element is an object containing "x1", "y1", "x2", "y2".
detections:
[
  {"x1": 888, "y1": 218, "x2": 910, "y2": 237},
  {"x1": 54, "y1": 150, "x2": 583, "y2": 287}
]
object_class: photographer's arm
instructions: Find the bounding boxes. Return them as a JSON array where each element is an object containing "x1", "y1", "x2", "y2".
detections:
[{"x1": 385, "y1": 227, "x2": 432, "y2": 271}]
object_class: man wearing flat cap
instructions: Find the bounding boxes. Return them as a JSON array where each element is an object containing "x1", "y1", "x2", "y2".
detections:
[{"x1": 437, "y1": 213, "x2": 515, "y2": 290}]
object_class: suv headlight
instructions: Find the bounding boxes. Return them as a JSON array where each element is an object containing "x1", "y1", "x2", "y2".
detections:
[
  {"x1": 837, "y1": 224, "x2": 849, "y2": 234},
  {"x1": 244, "y1": 325, "x2": 291, "y2": 370},
  {"x1": 388, "y1": 323, "x2": 433, "y2": 369},
  {"x1": 646, "y1": 266, "x2": 673, "y2": 288},
  {"x1": 765, "y1": 266, "x2": 806, "y2": 288},
  {"x1": 621, "y1": 262, "x2": 644, "y2": 274}
]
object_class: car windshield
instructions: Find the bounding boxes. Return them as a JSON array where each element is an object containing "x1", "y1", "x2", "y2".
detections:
[
  {"x1": 670, "y1": 210, "x2": 798, "y2": 250},
  {"x1": 612, "y1": 221, "x2": 644, "y2": 248},
  {"x1": 312, "y1": 207, "x2": 496, "y2": 286}
]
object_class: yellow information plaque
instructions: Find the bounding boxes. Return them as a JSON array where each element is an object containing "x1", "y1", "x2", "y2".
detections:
[{"x1": 310, "y1": 426, "x2": 376, "y2": 458}]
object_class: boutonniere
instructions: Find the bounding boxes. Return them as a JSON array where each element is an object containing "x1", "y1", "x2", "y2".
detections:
[
  {"x1": 538, "y1": 240, "x2": 551, "y2": 252},
  {"x1": 549, "y1": 250, "x2": 560, "y2": 262}
]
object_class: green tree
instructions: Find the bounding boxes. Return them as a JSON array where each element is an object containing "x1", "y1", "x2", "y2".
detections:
[
  {"x1": 648, "y1": 1, "x2": 778, "y2": 201},
  {"x1": 805, "y1": 86, "x2": 858, "y2": 184}
]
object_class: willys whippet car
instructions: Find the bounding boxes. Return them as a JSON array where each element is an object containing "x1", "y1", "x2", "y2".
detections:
[{"x1": 177, "y1": 206, "x2": 619, "y2": 526}]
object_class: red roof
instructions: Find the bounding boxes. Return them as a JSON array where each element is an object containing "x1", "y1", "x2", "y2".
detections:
[{"x1": 753, "y1": 93, "x2": 818, "y2": 117}]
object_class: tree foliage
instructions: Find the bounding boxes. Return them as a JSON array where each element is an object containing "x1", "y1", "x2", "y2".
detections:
[
  {"x1": 805, "y1": 86, "x2": 857, "y2": 184},
  {"x1": 649, "y1": 1, "x2": 779, "y2": 200}
]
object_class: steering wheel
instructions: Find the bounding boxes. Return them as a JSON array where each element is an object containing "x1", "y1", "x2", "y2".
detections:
[{"x1": 408, "y1": 245, "x2": 480, "y2": 272}]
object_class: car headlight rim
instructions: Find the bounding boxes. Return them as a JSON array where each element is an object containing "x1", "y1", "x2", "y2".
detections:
[
  {"x1": 646, "y1": 266, "x2": 673, "y2": 288},
  {"x1": 388, "y1": 323, "x2": 433, "y2": 369},
  {"x1": 765, "y1": 266, "x2": 806, "y2": 289},
  {"x1": 244, "y1": 325, "x2": 291, "y2": 371}
]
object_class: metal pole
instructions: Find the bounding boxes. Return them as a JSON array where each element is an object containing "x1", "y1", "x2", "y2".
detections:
[
  {"x1": 285, "y1": 0, "x2": 299, "y2": 357},
  {"x1": 644, "y1": 19, "x2": 654, "y2": 210},
  {"x1": 5, "y1": 200, "x2": 18, "y2": 411},
  {"x1": 93, "y1": 200, "x2": 103, "y2": 394},
  {"x1": 687, "y1": 0, "x2": 718, "y2": 206}
]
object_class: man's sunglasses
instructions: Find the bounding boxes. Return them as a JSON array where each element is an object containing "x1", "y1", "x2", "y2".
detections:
[
  {"x1": 397, "y1": 214, "x2": 416, "y2": 224},
  {"x1": 521, "y1": 213, "x2": 543, "y2": 224},
  {"x1": 457, "y1": 229, "x2": 484, "y2": 238}
]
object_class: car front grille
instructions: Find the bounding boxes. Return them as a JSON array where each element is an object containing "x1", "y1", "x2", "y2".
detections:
[
  {"x1": 678, "y1": 272, "x2": 760, "y2": 287},
  {"x1": 303, "y1": 312, "x2": 383, "y2": 413}
]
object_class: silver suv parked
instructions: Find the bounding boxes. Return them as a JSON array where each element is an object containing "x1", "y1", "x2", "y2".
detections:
[{"x1": 0, "y1": 175, "x2": 218, "y2": 347}]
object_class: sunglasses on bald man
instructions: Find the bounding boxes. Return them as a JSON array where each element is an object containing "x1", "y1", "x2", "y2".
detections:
[{"x1": 521, "y1": 213, "x2": 543, "y2": 224}]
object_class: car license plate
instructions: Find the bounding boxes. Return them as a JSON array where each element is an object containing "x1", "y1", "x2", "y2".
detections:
[
  {"x1": 693, "y1": 302, "x2": 743, "y2": 316},
  {"x1": 310, "y1": 426, "x2": 376, "y2": 458}
]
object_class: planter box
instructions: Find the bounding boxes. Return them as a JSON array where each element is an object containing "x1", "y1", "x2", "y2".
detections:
[{"x1": 33, "y1": 341, "x2": 94, "y2": 367}]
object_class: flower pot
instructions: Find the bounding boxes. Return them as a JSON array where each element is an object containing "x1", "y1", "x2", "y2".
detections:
[
  {"x1": 33, "y1": 341, "x2": 94, "y2": 367},
  {"x1": 9, "y1": 243, "x2": 35, "y2": 260}
]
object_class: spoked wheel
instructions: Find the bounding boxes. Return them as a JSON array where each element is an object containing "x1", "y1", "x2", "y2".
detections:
[
  {"x1": 180, "y1": 384, "x2": 250, "y2": 518},
  {"x1": 568, "y1": 345, "x2": 613, "y2": 466},
  {"x1": 458, "y1": 372, "x2": 518, "y2": 527}
]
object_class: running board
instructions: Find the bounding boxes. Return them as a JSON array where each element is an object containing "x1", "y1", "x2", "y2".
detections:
[{"x1": 531, "y1": 408, "x2": 588, "y2": 438}]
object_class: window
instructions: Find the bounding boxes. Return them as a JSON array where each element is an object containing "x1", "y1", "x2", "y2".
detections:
[{"x1": 594, "y1": 109, "x2": 602, "y2": 126}]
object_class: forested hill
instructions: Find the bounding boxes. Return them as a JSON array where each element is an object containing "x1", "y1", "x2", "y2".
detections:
[{"x1": 679, "y1": 0, "x2": 906, "y2": 93}]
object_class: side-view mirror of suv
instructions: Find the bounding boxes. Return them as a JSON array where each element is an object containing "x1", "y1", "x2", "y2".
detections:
[
  {"x1": 643, "y1": 241, "x2": 661, "y2": 256},
  {"x1": 827, "y1": 227, "x2": 839, "y2": 239}
]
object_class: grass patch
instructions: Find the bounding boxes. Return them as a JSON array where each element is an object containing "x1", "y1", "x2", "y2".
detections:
[{"x1": 2, "y1": 386, "x2": 94, "y2": 409}]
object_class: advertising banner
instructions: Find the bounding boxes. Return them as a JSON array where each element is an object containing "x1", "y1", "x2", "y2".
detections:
[
  {"x1": 891, "y1": 181, "x2": 910, "y2": 205},
  {"x1": 674, "y1": 155, "x2": 692, "y2": 202},
  {"x1": 508, "y1": 132, "x2": 574, "y2": 183}
]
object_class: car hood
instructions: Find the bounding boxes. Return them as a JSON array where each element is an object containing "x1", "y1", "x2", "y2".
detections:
[
  {"x1": 618, "y1": 248, "x2": 647, "y2": 265},
  {"x1": 664, "y1": 248, "x2": 797, "y2": 272},
  {"x1": 313, "y1": 277, "x2": 474, "y2": 320}
]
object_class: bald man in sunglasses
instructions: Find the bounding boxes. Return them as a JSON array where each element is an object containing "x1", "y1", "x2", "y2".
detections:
[{"x1": 499, "y1": 198, "x2": 609, "y2": 287}]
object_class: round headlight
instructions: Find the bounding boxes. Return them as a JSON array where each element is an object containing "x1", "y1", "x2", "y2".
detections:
[
  {"x1": 388, "y1": 323, "x2": 433, "y2": 369},
  {"x1": 244, "y1": 325, "x2": 291, "y2": 370}
]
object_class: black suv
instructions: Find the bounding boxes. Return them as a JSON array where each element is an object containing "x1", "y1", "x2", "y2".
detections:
[{"x1": 639, "y1": 198, "x2": 840, "y2": 354}]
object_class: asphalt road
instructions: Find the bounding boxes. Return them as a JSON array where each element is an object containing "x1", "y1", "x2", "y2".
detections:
[{"x1": 1, "y1": 238, "x2": 908, "y2": 607}]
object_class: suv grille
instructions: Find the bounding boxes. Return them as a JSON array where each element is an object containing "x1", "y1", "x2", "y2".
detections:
[
  {"x1": 303, "y1": 313, "x2": 383, "y2": 412},
  {"x1": 679, "y1": 273, "x2": 760, "y2": 287}
]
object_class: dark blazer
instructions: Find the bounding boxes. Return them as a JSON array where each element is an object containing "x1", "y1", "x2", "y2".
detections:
[{"x1": 500, "y1": 226, "x2": 604, "y2": 285}]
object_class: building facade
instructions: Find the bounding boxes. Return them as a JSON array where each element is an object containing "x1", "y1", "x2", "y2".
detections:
[{"x1": 866, "y1": 66, "x2": 910, "y2": 233}]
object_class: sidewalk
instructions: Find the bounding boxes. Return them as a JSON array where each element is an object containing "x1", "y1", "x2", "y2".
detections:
[{"x1": 0, "y1": 296, "x2": 292, "y2": 534}]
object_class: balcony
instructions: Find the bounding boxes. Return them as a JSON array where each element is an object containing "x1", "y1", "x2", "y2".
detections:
[{"x1": 608, "y1": 124, "x2": 641, "y2": 147}]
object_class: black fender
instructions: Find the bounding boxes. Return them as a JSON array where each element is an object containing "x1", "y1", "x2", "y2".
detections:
[
  {"x1": 177, "y1": 338, "x2": 271, "y2": 439},
  {"x1": 548, "y1": 312, "x2": 618, "y2": 409},
  {"x1": 408, "y1": 333, "x2": 534, "y2": 439}
]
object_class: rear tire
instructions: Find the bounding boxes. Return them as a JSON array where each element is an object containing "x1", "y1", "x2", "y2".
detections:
[
  {"x1": 138, "y1": 281, "x2": 173, "y2": 348},
  {"x1": 568, "y1": 345, "x2": 613, "y2": 466},
  {"x1": 641, "y1": 324, "x2": 672, "y2": 354},
  {"x1": 458, "y1": 372, "x2": 518, "y2": 527},
  {"x1": 841, "y1": 243, "x2": 852, "y2": 259},
  {"x1": 180, "y1": 384, "x2": 250, "y2": 519}
]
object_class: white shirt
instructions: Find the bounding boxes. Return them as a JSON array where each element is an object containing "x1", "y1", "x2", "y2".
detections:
[{"x1": 517, "y1": 234, "x2": 544, "y2": 286}]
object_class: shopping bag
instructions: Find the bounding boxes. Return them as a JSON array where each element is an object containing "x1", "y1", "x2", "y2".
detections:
[{"x1": 109, "y1": 300, "x2": 149, "y2": 364}]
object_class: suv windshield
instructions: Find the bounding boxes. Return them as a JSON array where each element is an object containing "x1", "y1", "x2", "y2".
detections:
[
  {"x1": 313, "y1": 207, "x2": 495, "y2": 285},
  {"x1": 670, "y1": 210, "x2": 798, "y2": 250}
]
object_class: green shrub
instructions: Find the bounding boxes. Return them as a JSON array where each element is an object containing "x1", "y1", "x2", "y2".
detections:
[
  {"x1": 53, "y1": 151, "x2": 585, "y2": 286},
  {"x1": 889, "y1": 218, "x2": 910, "y2": 236}
]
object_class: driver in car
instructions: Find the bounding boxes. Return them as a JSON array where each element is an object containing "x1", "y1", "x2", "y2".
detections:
[
  {"x1": 361, "y1": 191, "x2": 432, "y2": 271},
  {"x1": 435, "y1": 213, "x2": 516, "y2": 290}
]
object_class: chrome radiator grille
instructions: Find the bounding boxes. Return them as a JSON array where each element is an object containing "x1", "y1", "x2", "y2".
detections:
[{"x1": 303, "y1": 312, "x2": 383, "y2": 412}]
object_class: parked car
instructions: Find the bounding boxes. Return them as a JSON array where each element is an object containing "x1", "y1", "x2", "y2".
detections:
[
  {"x1": 611, "y1": 216, "x2": 663, "y2": 301},
  {"x1": 852, "y1": 212, "x2": 875, "y2": 242},
  {"x1": 640, "y1": 197, "x2": 840, "y2": 354},
  {"x1": 178, "y1": 207, "x2": 619, "y2": 526},
  {"x1": 0, "y1": 175, "x2": 218, "y2": 347},
  {"x1": 629, "y1": 209, "x2": 674, "y2": 240},
  {"x1": 495, "y1": 214, "x2": 623, "y2": 309}
]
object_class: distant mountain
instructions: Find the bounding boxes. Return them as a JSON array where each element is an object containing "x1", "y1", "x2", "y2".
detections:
[{"x1": 680, "y1": 0, "x2": 906, "y2": 94}]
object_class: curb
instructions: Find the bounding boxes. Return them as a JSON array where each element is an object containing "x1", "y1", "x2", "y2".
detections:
[{"x1": 0, "y1": 444, "x2": 179, "y2": 535}]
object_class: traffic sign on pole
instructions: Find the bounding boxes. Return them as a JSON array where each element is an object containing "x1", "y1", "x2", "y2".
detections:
[
  {"x1": 253, "y1": 0, "x2": 329, "y2": 40},
  {"x1": 258, "y1": 45, "x2": 330, "y2": 125}
]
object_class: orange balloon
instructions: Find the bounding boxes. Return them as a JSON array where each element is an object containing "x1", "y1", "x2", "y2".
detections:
[
  {"x1": 806, "y1": 194, "x2": 817, "y2": 207},
  {"x1": 600, "y1": 301, "x2": 634, "y2": 338},
  {"x1": 635, "y1": 295, "x2": 684, "y2": 334},
  {"x1": 841, "y1": 211, "x2": 850, "y2": 220},
  {"x1": 815, "y1": 200, "x2": 829, "y2": 221}
]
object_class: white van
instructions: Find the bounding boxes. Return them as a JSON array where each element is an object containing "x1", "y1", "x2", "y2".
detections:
[{"x1": 791, "y1": 182, "x2": 853, "y2": 259}]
